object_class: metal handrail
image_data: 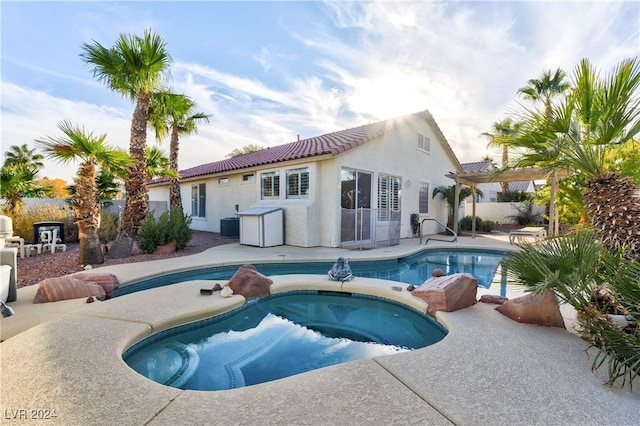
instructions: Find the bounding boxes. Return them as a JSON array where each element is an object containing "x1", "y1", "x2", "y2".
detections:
[{"x1": 419, "y1": 217, "x2": 457, "y2": 244}]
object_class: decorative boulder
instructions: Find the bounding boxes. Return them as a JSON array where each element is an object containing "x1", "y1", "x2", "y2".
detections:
[
  {"x1": 432, "y1": 268, "x2": 446, "y2": 277},
  {"x1": 225, "y1": 264, "x2": 273, "y2": 299},
  {"x1": 70, "y1": 272, "x2": 120, "y2": 299},
  {"x1": 479, "y1": 294, "x2": 509, "y2": 305},
  {"x1": 495, "y1": 290, "x2": 565, "y2": 328},
  {"x1": 154, "y1": 240, "x2": 177, "y2": 255},
  {"x1": 411, "y1": 273, "x2": 478, "y2": 316},
  {"x1": 33, "y1": 277, "x2": 106, "y2": 304}
]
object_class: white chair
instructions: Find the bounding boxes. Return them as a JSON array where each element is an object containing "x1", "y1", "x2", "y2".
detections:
[
  {"x1": 42, "y1": 229, "x2": 66, "y2": 254},
  {"x1": 4, "y1": 236, "x2": 25, "y2": 258}
]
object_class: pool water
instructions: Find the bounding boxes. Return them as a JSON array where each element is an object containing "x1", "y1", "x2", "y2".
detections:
[
  {"x1": 115, "y1": 248, "x2": 506, "y2": 297},
  {"x1": 124, "y1": 291, "x2": 447, "y2": 391}
]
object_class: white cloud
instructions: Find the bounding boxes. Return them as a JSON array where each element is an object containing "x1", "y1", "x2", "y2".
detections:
[{"x1": 2, "y1": 0, "x2": 637, "y2": 184}]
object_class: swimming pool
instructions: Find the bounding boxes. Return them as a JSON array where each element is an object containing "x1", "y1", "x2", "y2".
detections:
[
  {"x1": 123, "y1": 290, "x2": 447, "y2": 391},
  {"x1": 114, "y1": 248, "x2": 507, "y2": 297}
]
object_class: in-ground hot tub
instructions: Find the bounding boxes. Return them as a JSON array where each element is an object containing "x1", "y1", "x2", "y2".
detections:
[{"x1": 124, "y1": 290, "x2": 447, "y2": 391}]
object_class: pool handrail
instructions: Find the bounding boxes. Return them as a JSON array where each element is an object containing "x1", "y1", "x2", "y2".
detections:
[{"x1": 419, "y1": 217, "x2": 457, "y2": 245}]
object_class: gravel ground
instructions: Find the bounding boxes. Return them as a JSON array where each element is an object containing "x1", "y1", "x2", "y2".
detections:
[{"x1": 16, "y1": 231, "x2": 238, "y2": 288}]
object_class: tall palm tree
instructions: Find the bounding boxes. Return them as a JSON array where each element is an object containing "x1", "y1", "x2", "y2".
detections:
[
  {"x1": 80, "y1": 29, "x2": 172, "y2": 258},
  {"x1": 3, "y1": 144, "x2": 45, "y2": 169},
  {"x1": 432, "y1": 185, "x2": 483, "y2": 233},
  {"x1": 148, "y1": 91, "x2": 209, "y2": 209},
  {"x1": 515, "y1": 58, "x2": 640, "y2": 259},
  {"x1": 36, "y1": 120, "x2": 132, "y2": 265},
  {"x1": 481, "y1": 118, "x2": 520, "y2": 196},
  {"x1": 516, "y1": 67, "x2": 571, "y2": 235},
  {"x1": 518, "y1": 68, "x2": 571, "y2": 118}
]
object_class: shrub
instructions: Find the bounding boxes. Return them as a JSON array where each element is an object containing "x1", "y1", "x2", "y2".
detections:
[
  {"x1": 507, "y1": 201, "x2": 542, "y2": 225},
  {"x1": 136, "y1": 208, "x2": 192, "y2": 253},
  {"x1": 497, "y1": 190, "x2": 533, "y2": 202},
  {"x1": 460, "y1": 216, "x2": 495, "y2": 233},
  {"x1": 169, "y1": 208, "x2": 192, "y2": 250},
  {"x1": 1, "y1": 202, "x2": 77, "y2": 243},
  {"x1": 98, "y1": 211, "x2": 120, "y2": 242}
]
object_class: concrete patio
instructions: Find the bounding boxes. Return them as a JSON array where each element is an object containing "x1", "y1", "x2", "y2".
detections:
[{"x1": 1, "y1": 234, "x2": 639, "y2": 425}]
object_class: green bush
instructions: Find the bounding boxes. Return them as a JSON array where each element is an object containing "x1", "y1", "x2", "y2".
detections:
[
  {"x1": 136, "y1": 208, "x2": 192, "y2": 253},
  {"x1": 1, "y1": 202, "x2": 77, "y2": 243},
  {"x1": 169, "y1": 208, "x2": 192, "y2": 250},
  {"x1": 508, "y1": 201, "x2": 542, "y2": 225},
  {"x1": 98, "y1": 211, "x2": 120, "y2": 242},
  {"x1": 460, "y1": 216, "x2": 495, "y2": 232}
]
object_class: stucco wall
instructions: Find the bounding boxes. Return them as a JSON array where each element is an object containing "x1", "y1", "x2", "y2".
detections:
[
  {"x1": 463, "y1": 201, "x2": 546, "y2": 224},
  {"x1": 148, "y1": 117, "x2": 460, "y2": 248}
]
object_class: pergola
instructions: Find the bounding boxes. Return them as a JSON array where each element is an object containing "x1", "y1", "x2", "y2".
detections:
[{"x1": 445, "y1": 167, "x2": 570, "y2": 238}]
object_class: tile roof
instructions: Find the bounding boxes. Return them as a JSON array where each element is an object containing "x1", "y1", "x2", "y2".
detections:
[{"x1": 151, "y1": 109, "x2": 460, "y2": 183}]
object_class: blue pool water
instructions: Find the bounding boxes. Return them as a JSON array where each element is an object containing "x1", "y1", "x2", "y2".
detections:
[
  {"x1": 114, "y1": 248, "x2": 507, "y2": 297},
  {"x1": 123, "y1": 291, "x2": 447, "y2": 391}
]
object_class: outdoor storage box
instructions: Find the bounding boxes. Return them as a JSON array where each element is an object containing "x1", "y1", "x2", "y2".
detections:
[
  {"x1": 238, "y1": 207, "x2": 284, "y2": 247},
  {"x1": 33, "y1": 222, "x2": 65, "y2": 244}
]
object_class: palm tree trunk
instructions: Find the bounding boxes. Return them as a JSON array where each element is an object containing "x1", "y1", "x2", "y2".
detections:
[
  {"x1": 110, "y1": 91, "x2": 151, "y2": 258},
  {"x1": 74, "y1": 162, "x2": 104, "y2": 265},
  {"x1": 584, "y1": 174, "x2": 640, "y2": 261},
  {"x1": 501, "y1": 146, "x2": 509, "y2": 196},
  {"x1": 169, "y1": 124, "x2": 182, "y2": 210}
]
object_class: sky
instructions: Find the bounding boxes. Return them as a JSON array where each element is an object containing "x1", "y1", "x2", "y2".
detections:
[{"x1": 1, "y1": 0, "x2": 639, "y2": 183}]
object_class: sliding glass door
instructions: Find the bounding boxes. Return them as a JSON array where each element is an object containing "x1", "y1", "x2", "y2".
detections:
[{"x1": 340, "y1": 168, "x2": 372, "y2": 243}]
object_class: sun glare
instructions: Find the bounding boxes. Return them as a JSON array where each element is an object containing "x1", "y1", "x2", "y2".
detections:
[{"x1": 349, "y1": 70, "x2": 427, "y2": 119}]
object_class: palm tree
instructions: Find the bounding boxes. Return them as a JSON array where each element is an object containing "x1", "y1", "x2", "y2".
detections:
[
  {"x1": 432, "y1": 185, "x2": 483, "y2": 233},
  {"x1": 518, "y1": 68, "x2": 571, "y2": 118},
  {"x1": 516, "y1": 67, "x2": 571, "y2": 235},
  {"x1": 148, "y1": 91, "x2": 209, "y2": 209},
  {"x1": 36, "y1": 120, "x2": 132, "y2": 265},
  {"x1": 145, "y1": 145, "x2": 176, "y2": 180},
  {"x1": 80, "y1": 29, "x2": 172, "y2": 258},
  {"x1": 514, "y1": 58, "x2": 640, "y2": 260},
  {"x1": 3, "y1": 144, "x2": 45, "y2": 169},
  {"x1": 481, "y1": 118, "x2": 520, "y2": 196},
  {"x1": 67, "y1": 170, "x2": 123, "y2": 207},
  {"x1": 0, "y1": 164, "x2": 52, "y2": 213}
]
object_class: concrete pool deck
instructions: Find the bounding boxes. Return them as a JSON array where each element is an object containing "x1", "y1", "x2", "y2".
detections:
[{"x1": 1, "y1": 234, "x2": 639, "y2": 425}]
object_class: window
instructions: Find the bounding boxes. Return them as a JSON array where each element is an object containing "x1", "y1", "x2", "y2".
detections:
[
  {"x1": 218, "y1": 177, "x2": 229, "y2": 185},
  {"x1": 242, "y1": 173, "x2": 254, "y2": 182},
  {"x1": 261, "y1": 171, "x2": 280, "y2": 199},
  {"x1": 191, "y1": 183, "x2": 206, "y2": 218},
  {"x1": 419, "y1": 182, "x2": 429, "y2": 214},
  {"x1": 286, "y1": 167, "x2": 309, "y2": 199},
  {"x1": 417, "y1": 133, "x2": 431, "y2": 153},
  {"x1": 377, "y1": 174, "x2": 401, "y2": 221}
]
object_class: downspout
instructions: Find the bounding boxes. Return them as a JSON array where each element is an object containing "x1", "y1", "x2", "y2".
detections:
[
  {"x1": 454, "y1": 181, "x2": 461, "y2": 237},
  {"x1": 548, "y1": 172, "x2": 557, "y2": 236}
]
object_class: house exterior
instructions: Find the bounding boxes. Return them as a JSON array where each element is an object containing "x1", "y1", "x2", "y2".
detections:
[
  {"x1": 148, "y1": 110, "x2": 463, "y2": 248},
  {"x1": 461, "y1": 161, "x2": 535, "y2": 202}
]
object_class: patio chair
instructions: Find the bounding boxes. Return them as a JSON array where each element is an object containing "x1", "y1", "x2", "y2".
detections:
[
  {"x1": 509, "y1": 226, "x2": 547, "y2": 245},
  {"x1": 42, "y1": 229, "x2": 66, "y2": 254}
]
